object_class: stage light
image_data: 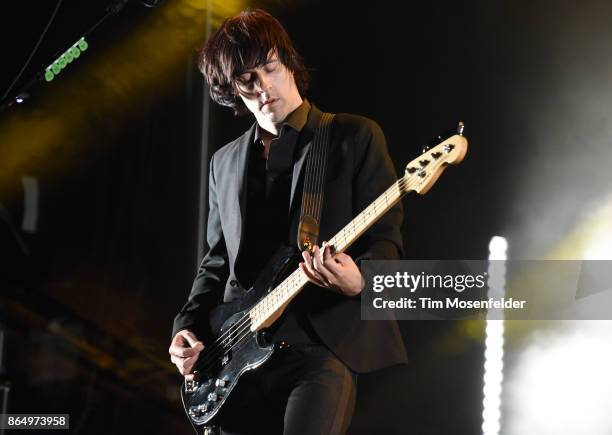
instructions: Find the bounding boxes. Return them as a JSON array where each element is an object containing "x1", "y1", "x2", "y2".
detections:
[
  {"x1": 482, "y1": 236, "x2": 508, "y2": 435},
  {"x1": 582, "y1": 201, "x2": 612, "y2": 259},
  {"x1": 0, "y1": 0, "x2": 247, "y2": 196},
  {"x1": 77, "y1": 38, "x2": 88, "y2": 52},
  {"x1": 488, "y1": 236, "x2": 508, "y2": 260},
  {"x1": 505, "y1": 321, "x2": 612, "y2": 435},
  {"x1": 44, "y1": 37, "x2": 88, "y2": 82},
  {"x1": 15, "y1": 93, "x2": 28, "y2": 104}
]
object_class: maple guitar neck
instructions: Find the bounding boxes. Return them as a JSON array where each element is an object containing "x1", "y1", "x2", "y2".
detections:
[{"x1": 248, "y1": 133, "x2": 468, "y2": 331}]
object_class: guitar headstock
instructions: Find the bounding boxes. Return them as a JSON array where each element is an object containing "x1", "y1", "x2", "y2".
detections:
[{"x1": 402, "y1": 127, "x2": 468, "y2": 195}]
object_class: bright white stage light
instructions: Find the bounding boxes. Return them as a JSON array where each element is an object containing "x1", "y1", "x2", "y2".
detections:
[
  {"x1": 488, "y1": 236, "x2": 508, "y2": 260},
  {"x1": 505, "y1": 321, "x2": 612, "y2": 435},
  {"x1": 482, "y1": 236, "x2": 507, "y2": 435},
  {"x1": 582, "y1": 200, "x2": 612, "y2": 260},
  {"x1": 584, "y1": 230, "x2": 612, "y2": 259}
]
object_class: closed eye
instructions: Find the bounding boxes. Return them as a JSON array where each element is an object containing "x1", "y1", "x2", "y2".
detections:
[{"x1": 263, "y1": 60, "x2": 278, "y2": 73}]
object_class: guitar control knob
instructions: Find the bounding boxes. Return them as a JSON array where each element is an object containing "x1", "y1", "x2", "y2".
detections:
[
  {"x1": 185, "y1": 380, "x2": 199, "y2": 394},
  {"x1": 215, "y1": 378, "x2": 226, "y2": 388},
  {"x1": 190, "y1": 406, "x2": 204, "y2": 417},
  {"x1": 208, "y1": 392, "x2": 218, "y2": 402}
]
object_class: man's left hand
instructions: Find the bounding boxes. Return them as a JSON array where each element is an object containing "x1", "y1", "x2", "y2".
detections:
[{"x1": 300, "y1": 242, "x2": 364, "y2": 296}]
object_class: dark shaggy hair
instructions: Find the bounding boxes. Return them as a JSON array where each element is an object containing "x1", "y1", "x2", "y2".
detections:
[{"x1": 198, "y1": 9, "x2": 310, "y2": 115}]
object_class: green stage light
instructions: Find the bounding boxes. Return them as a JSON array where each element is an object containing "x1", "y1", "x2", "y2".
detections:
[
  {"x1": 44, "y1": 37, "x2": 88, "y2": 83},
  {"x1": 45, "y1": 69, "x2": 55, "y2": 82},
  {"x1": 77, "y1": 38, "x2": 88, "y2": 51}
]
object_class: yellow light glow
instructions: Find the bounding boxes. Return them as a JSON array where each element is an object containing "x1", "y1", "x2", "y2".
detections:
[
  {"x1": 547, "y1": 197, "x2": 612, "y2": 260},
  {"x1": 0, "y1": 0, "x2": 245, "y2": 198}
]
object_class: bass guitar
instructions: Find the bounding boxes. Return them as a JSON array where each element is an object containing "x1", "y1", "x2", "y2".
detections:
[{"x1": 181, "y1": 126, "x2": 468, "y2": 430}]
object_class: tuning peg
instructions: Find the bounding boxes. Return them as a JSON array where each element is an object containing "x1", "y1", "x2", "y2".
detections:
[
  {"x1": 422, "y1": 145, "x2": 430, "y2": 153},
  {"x1": 457, "y1": 121, "x2": 465, "y2": 135}
]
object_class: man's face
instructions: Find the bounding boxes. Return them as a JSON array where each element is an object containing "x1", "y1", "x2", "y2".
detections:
[{"x1": 235, "y1": 51, "x2": 302, "y2": 127}]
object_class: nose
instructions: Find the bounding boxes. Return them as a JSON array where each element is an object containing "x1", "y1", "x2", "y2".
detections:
[{"x1": 253, "y1": 73, "x2": 271, "y2": 94}]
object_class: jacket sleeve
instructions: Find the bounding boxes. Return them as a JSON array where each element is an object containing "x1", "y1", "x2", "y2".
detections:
[
  {"x1": 172, "y1": 154, "x2": 229, "y2": 342},
  {"x1": 349, "y1": 118, "x2": 404, "y2": 263}
]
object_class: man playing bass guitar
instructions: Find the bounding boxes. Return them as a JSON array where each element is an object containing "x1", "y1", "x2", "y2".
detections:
[{"x1": 169, "y1": 9, "x2": 407, "y2": 434}]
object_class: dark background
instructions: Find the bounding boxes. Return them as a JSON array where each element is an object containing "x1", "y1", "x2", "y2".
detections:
[{"x1": 1, "y1": 0, "x2": 611, "y2": 433}]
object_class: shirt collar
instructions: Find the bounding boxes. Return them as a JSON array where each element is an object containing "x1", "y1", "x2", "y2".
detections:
[{"x1": 253, "y1": 99, "x2": 311, "y2": 144}]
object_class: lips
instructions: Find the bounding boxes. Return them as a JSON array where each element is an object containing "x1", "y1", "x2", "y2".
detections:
[{"x1": 261, "y1": 98, "x2": 277, "y2": 108}]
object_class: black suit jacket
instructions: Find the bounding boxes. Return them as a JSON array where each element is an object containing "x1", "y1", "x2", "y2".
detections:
[{"x1": 173, "y1": 104, "x2": 408, "y2": 373}]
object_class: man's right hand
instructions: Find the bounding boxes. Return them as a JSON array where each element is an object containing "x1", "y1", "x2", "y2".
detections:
[{"x1": 169, "y1": 329, "x2": 205, "y2": 380}]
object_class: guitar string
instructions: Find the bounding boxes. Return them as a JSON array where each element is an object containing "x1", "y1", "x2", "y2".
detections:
[
  {"x1": 194, "y1": 174, "x2": 422, "y2": 376},
  {"x1": 202, "y1": 140, "x2": 460, "y2": 366},
  {"x1": 192, "y1": 173, "x2": 425, "y2": 374},
  {"x1": 198, "y1": 115, "x2": 330, "y2": 361},
  {"x1": 193, "y1": 173, "x2": 421, "y2": 376},
  {"x1": 198, "y1": 170, "x2": 418, "y2": 362},
  {"x1": 194, "y1": 171, "x2": 423, "y2": 372}
]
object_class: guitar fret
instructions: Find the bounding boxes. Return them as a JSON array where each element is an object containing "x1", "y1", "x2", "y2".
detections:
[
  {"x1": 185, "y1": 136, "x2": 466, "y2": 428},
  {"x1": 250, "y1": 132, "x2": 468, "y2": 326},
  {"x1": 250, "y1": 177, "x2": 410, "y2": 330}
]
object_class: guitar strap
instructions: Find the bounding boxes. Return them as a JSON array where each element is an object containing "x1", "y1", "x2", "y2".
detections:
[{"x1": 297, "y1": 112, "x2": 335, "y2": 252}]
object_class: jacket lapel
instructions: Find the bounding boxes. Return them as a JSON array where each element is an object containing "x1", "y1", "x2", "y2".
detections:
[
  {"x1": 233, "y1": 123, "x2": 257, "y2": 261},
  {"x1": 232, "y1": 105, "x2": 323, "y2": 256}
]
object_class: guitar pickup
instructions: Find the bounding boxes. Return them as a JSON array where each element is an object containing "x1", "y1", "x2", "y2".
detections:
[{"x1": 221, "y1": 352, "x2": 231, "y2": 366}]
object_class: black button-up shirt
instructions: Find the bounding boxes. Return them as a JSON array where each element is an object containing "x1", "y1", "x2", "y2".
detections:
[{"x1": 238, "y1": 100, "x2": 320, "y2": 345}]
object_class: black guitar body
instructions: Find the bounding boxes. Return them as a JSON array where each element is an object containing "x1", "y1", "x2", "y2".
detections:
[
  {"x1": 178, "y1": 129, "x2": 469, "y2": 432},
  {"x1": 181, "y1": 245, "x2": 301, "y2": 429}
]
